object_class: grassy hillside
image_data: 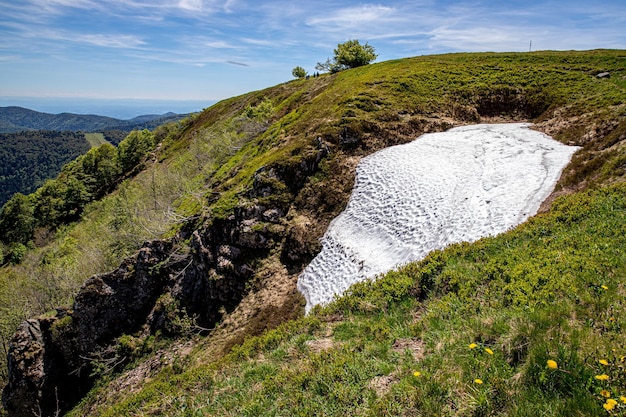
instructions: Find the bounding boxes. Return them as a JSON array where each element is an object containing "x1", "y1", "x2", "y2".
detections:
[
  {"x1": 71, "y1": 183, "x2": 626, "y2": 417},
  {"x1": 1, "y1": 50, "x2": 625, "y2": 416}
]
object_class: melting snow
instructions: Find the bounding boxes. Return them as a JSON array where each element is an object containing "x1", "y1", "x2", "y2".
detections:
[{"x1": 297, "y1": 123, "x2": 580, "y2": 313}]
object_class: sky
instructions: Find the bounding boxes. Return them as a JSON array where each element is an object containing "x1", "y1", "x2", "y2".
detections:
[{"x1": 1, "y1": 0, "x2": 625, "y2": 108}]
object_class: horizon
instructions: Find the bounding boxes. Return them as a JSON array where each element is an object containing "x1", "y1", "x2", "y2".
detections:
[
  {"x1": 0, "y1": 96, "x2": 212, "y2": 119},
  {"x1": 1, "y1": 0, "x2": 625, "y2": 104}
]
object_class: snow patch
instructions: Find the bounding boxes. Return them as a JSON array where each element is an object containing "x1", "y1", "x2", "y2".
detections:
[{"x1": 297, "y1": 123, "x2": 580, "y2": 313}]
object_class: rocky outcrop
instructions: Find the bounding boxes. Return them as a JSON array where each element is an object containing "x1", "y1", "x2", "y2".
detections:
[
  {"x1": 2, "y1": 140, "x2": 328, "y2": 417},
  {"x1": 2, "y1": 240, "x2": 178, "y2": 417},
  {"x1": 3, "y1": 320, "x2": 48, "y2": 417}
]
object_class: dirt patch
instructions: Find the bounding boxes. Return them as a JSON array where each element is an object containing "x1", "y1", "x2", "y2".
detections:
[
  {"x1": 392, "y1": 338, "x2": 425, "y2": 361},
  {"x1": 369, "y1": 374, "x2": 399, "y2": 397},
  {"x1": 305, "y1": 338, "x2": 338, "y2": 354}
]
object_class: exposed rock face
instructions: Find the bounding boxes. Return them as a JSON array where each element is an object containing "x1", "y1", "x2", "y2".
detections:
[
  {"x1": 3, "y1": 320, "x2": 47, "y2": 417},
  {"x1": 2, "y1": 142, "x2": 328, "y2": 417}
]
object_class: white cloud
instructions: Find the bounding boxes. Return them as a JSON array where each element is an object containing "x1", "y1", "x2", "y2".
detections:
[
  {"x1": 204, "y1": 40, "x2": 237, "y2": 49},
  {"x1": 18, "y1": 27, "x2": 147, "y2": 49},
  {"x1": 78, "y1": 33, "x2": 146, "y2": 48},
  {"x1": 428, "y1": 26, "x2": 517, "y2": 51},
  {"x1": 177, "y1": 0, "x2": 205, "y2": 12},
  {"x1": 307, "y1": 4, "x2": 397, "y2": 29}
]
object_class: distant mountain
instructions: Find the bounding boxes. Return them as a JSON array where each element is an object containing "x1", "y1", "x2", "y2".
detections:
[{"x1": 0, "y1": 106, "x2": 191, "y2": 133}]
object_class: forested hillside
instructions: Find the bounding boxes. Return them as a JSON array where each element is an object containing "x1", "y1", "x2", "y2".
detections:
[
  {"x1": 1, "y1": 50, "x2": 625, "y2": 417},
  {"x1": 0, "y1": 107, "x2": 193, "y2": 207},
  {"x1": 0, "y1": 106, "x2": 190, "y2": 133},
  {"x1": 0, "y1": 131, "x2": 90, "y2": 206}
]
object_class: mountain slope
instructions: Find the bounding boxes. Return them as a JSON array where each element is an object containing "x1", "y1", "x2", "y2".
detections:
[
  {"x1": 0, "y1": 106, "x2": 190, "y2": 133},
  {"x1": 73, "y1": 183, "x2": 626, "y2": 417},
  {"x1": 2, "y1": 50, "x2": 626, "y2": 417}
]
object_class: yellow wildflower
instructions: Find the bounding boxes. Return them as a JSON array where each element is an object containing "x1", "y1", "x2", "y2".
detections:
[
  {"x1": 413, "y1": 371, "x2": 421, "y2": 377},
  {"x1": 620, "y1": 396, "x2": 626, "y2": 404},
  {"x1": 601, "y1": 390, "x2": 611, "y2": 398},
  {"x1": 469, "y1": 343, "x2": 478, "y2": 349},
  {"x1": 603, "y1": 399, "x2": 618, "y2": 411},
  {"x1": 546, "y1": 360, "x2": 558, "y2": 369},
  {"x1": 474, "y1": 379, "x2": 483, "y2": 384},
  {"x1": 601, "y1": 285, "x2": 609, "y2": 290},
  {"x1": 599, "y1": 359, "x2": 609, "y2": 366},
  {"x1": 484, "y1": 348, "x2": 494, "y2": 355},
  {"x1": 595, "y1": 374, "x2": 610, "y2": 381}
]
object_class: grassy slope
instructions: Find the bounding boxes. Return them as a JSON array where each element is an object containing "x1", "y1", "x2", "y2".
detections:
[
  {"x1": 84, "y1": 132, "x2": 109, "y2": 147},
  {"x1": 2, "y1": 50, "x2": 625, "y2": 415},
  {"x1": 76, "y1": 183, "x2": 626, "y2": 417}
]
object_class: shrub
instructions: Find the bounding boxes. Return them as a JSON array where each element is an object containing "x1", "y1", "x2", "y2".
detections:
[{"x1": 292, "y1": 66, "x2": 307, "y2": 79}]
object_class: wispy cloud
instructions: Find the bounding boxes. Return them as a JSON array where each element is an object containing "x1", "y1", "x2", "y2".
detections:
[
  {"x1": 307, "y1": 5, "x2": 398, "y2": 29},
  {"x1": 8, "y1": 23, "x2": 146, "y2": 50},
  {"x1": 1, "y1": 0, "x2": 625, "y2": 100},
  {"x1": 204, "y1": 40, "x2": 238, "y2": 49}
]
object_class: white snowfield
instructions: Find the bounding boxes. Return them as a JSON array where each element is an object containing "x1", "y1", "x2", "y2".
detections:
[{"x1": 297, "y1": 123, "x2": 580, "y2": 313}]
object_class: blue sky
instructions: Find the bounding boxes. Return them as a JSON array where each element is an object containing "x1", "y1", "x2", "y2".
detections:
[{"x1": 1, "y1": 0, "x2": 625, "y2": 103}]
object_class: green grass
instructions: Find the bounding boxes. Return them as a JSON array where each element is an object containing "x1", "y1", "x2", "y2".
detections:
[
  {"x1": 69, "y1": 183, "x2": 626, "y2": 416},
  {"x1": 84, "y1": 132, "x2": 109, "y2": 147}
]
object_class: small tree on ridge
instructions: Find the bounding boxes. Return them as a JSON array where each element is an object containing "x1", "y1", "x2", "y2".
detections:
[
  {"x1": 316, "y1": 39, "x2": 377, "y2": 73},
  {"x1": 292, "y1": 66, "x2": 307, "y2": 79}
]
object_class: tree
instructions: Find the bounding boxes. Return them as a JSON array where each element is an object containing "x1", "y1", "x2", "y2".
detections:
[
  {"x1": 0, "y1": 193, "x2": 34, "y2": 244},
  {"x1": 117, "y1": 129, "x2": 155, "y2": 173},
  {"x1": 292, "y1": 66, "x2": 307, "y2": 79},
  {"x1": 316, "y1": 39, "x2": 377, "y2": 73},
  {"x1": 64, "y1": 143, "x2": 120, "y2": 198}
]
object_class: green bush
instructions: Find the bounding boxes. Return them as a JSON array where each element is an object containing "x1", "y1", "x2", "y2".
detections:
[{"x1": 6, "y1": 242, "x2": 27, "y2": 264}]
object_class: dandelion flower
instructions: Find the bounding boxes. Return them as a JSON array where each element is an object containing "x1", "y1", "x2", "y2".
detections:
[
  {"x1": 485, "y1": 348, "x2": 494, "y2": 355},
  {"x1": 603, "y1": 399, "x2": 618, "y2": 411},
  {"x1": 601, "y1": 390, "x2": 611, "y2": 398},
  {"x1": 595, "y1": 374, "x2": 610, "y2": 381},
  {"x1": 599, "y1": 359, "x2": 609, "y2": 366},
  {"x1": 601, "y1": 285, "x2": 609, "y2": 290},
  {"x1": 546, "y1": 360, "x2": 558, "y2": 369},
  {"x1": 620, "y1": 396, "x2": 626, "y2": 404},
  {"x1": 474, "y1": 379, "x2": 483, "y2": 384},
  {"x1": 413, "y1": 371, "x2": 421, "y2": 377},
  {"x1": 469, "y1": 343, "x2": 478, "y2": 349}
]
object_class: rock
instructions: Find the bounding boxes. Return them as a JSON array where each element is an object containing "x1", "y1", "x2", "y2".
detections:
[
  {"x1": 262, "y1": 208, "x2": 282, "y2": 223},
  {"x1": 281, "y1": 217, "x2": 320, "y2": 268},
  {"x1": 596, "y1": 72, "x2": 610, "y2": 78},
  {"x1": 339, "y1": 126, "x2": 360, "y2": 147},
  {"x1": 2, "y1": 320, "x2": 46, "y2": 417},
  {"x1": 72, "y1": 239, "x2": 173, "y2": 351}
]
